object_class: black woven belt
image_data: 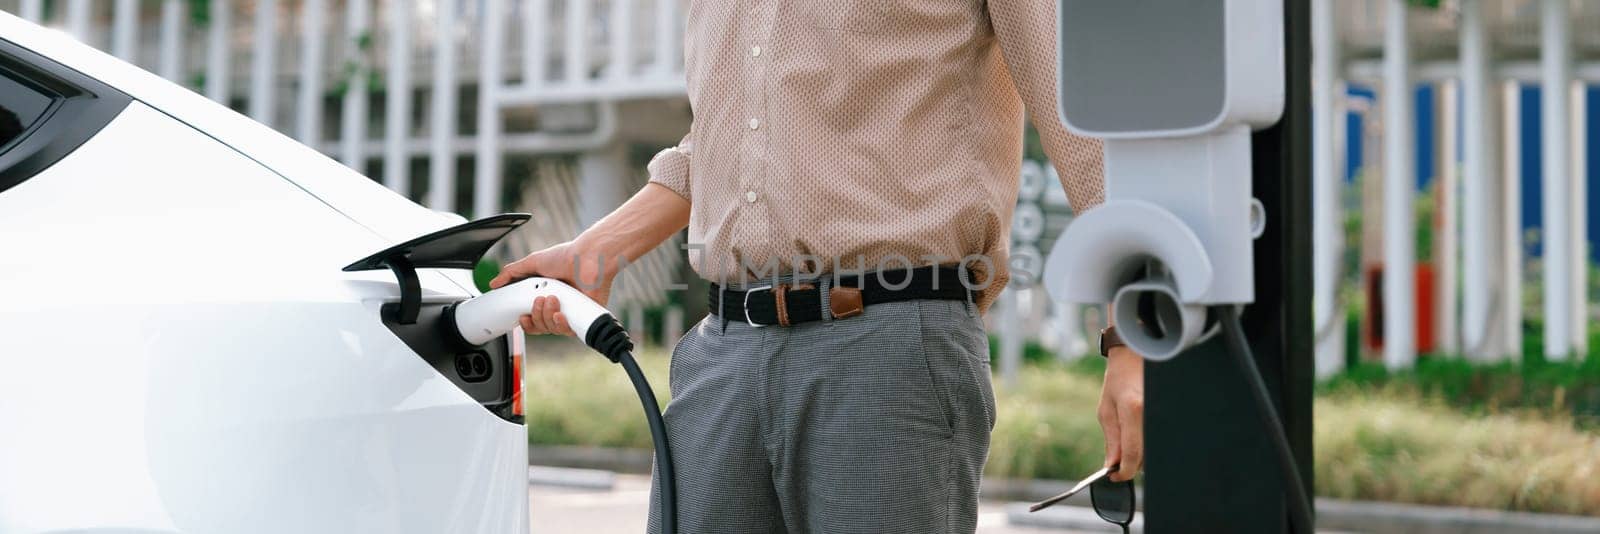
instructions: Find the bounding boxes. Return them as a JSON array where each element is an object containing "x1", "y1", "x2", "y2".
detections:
[{"x1": 710, "y1": 266, "x2": 975, "y2": 327}]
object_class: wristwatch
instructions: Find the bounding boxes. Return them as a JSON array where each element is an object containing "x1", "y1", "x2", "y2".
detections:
[{"x1": 1098, "y1": 326, "x2": 1125, "y2": 358}]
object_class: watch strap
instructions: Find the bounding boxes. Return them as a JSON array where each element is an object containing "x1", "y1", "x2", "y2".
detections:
[{"x1": 1099, "y1": 325, "x2": 1125, "y2": 358}]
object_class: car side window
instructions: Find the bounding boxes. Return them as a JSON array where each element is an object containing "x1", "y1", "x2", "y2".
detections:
[
  {"x1": 0, "y1": 38, "x2": 130, "y2": 195},
  {"x1": 0, "y1": 72, "x2": 55, "y2": 150}
]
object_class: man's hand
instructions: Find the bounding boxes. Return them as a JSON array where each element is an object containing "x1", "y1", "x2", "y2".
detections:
[
  {"x1": 486, "y1": 182, "x2": 692, "y2": 337},
  {"x1": 1098, "y1": 346, "x2": 1144, "y2": 482},
  {"x1": 488, "y1": 240, "x2": 614, "y2": 337}
]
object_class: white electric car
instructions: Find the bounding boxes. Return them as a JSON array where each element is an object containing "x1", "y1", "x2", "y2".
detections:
[{"x1": 0, "y1": 12, "x2": 530, "y2": 533}]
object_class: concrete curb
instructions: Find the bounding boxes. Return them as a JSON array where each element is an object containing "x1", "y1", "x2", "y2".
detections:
[
  {"x1": 983, "y1": 475, "x2": 1600, "y2": 534},
  {"x1": 528, "y1": 447, "x2": 1600, "y2": 533},
  {"x1": 527, "y1": 465, "x2": 617, "y2": 490},
  {"x1": 529, "y1": 445, "x2": 654, "y2": 474},
  {"x1": 1313, "y1": 498, "x2": 1600, "y2": 534},
  {"x1": 1001, "y1": 498, "x2": 1600, "y2": 534}
]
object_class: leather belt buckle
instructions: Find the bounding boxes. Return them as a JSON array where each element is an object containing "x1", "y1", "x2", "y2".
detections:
[{"x1": 743, "y1": 285, "x2": 773, "y2": 328}]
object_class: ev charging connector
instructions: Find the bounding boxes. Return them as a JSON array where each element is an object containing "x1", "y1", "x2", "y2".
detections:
[
  {"x1": 345, "y1": 214, "x2": 678, "y2": 534},
  {"x1": 1044, "y1": 0, "x2": 1283, "y2": 360},
  {"x1": 449, "y1": 277, "x2": 677, "y2": 534}
]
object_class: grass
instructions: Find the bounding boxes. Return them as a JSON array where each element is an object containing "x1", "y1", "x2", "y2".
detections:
[
  {"x1": 1314, "y1": 389, "x2": 1600, "y2": 515},
  {"x1": 524, "y1": 351, "x2": 671, "y2": 450},
  {"x1": 525, "y1": 349, "x2": 1600, "y2": 515},
  {"x1": 982, "y1": 361, "x2": 1108, "y2": 481}
]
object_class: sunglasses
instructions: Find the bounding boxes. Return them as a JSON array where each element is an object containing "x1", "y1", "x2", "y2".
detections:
[{"x1": 1029, "y1": 464, "x2": 1137, "y2": 533}]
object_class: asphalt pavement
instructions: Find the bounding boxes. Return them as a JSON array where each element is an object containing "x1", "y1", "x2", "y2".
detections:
[{"x1": 528, "y1": 473, "x2": 1092, "y2": 534}]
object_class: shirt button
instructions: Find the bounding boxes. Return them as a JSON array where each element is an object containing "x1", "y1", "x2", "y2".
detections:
[
  {"x1": 745, "y1": 191, "x2": 759, "y2": 203},
  {"x1": 751, "y1": 45, "x2": 762, "y2": 57},
  {"x1": 748, "y1": 118, "x2": 760, "y2": 130}
]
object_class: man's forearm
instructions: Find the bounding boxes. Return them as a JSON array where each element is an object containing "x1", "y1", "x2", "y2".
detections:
[{"x1": 574, "y1": 182, "x2": 691, "y2": 278}]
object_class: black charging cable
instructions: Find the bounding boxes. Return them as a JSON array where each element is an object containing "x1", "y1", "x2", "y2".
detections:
[
  {"x1": 1214, "y1": 306, "x2": 1314, "y2": 534},
  {"x1": 585, "y1": 316, "x2": 677, "y2": 534}
]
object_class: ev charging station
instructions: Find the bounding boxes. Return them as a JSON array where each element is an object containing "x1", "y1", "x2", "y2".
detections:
[{"x1": 1047, "y1": 0, "x2": 1313, "y2": 532}]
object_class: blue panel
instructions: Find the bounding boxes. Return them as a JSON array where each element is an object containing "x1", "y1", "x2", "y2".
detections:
[
  {"x1": 1516, "y1": 86, "x2": 1598, "y2": 262},
  {"x1": 1345, "y1": 85, "x2": 1375, "y2": 183},
  {"x1": 1588, "y1": 86, "x2": 1599, "y2": 263},
  {"x1": 1336, "y1": 84, "x2": 1431, "y2": 189},
  {"x1": 1416, "y1": 84, "x2": 1435, "y2": 189},
  {"x1": 1339, "y1": 84, "x2": 1596, "y2": 262},
  {"x1": 1346, "y1": 110, "x2": 1362, "y2": 183},
  {"x1": 1522, "y1": 85, "x2": 1541, "y2": 256}
]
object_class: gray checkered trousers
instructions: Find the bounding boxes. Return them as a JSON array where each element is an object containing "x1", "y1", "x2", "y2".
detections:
[{"x1": 647, "y1": 275, "x2": 997, "y2": 534}]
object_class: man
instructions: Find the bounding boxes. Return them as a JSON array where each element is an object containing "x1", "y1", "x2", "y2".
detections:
[{"x1": 491, "y1": 2, "x2": 1143, "y2": 532}]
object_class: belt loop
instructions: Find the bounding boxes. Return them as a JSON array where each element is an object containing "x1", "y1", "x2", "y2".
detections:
[
  {"x1": 774, "y1": 284, "x2": 791, "y2": 327},
  {"x1": 717, "y1": 283, "x2": 729, "y2": 334},
  {"x1": 960, "y1": 265, "x2": 972, "y2": 314},
  {"x1": 819, "y1": 276, "x2": 834, "y2": 322}
]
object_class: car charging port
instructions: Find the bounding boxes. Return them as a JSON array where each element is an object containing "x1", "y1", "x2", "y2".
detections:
[
  {"x1": 342, "y1": 214, "x2": 534, "y2": 423},
  {"x1": 379, "y1": 301, "x2": 519, "y2": 421},
  {"x1": 454, "y1": 350, "x2": 493, "y2": 383}
]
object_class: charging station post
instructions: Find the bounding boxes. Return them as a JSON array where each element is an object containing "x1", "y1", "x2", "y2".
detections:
[
  {"x1": 1143, "y1": 1, "x2": 1313, "y2": 532},
  {"x1": 1045, "y1": 0, "x2": 1313, "y2": 531}
]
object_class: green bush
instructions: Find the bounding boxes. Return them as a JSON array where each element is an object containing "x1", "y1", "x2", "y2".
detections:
[
  {"x1": 1322, "y1": 349, "x2": 1600, "y2": 429},
  {"x1": 523, "y1": 352, "x2": 671, "y2": 449},
  {"x1": 985, "y1": 335, "x2": 1083, "y2": 367}
]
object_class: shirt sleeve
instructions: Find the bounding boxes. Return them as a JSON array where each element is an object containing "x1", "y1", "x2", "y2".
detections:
[
  {"x1": 988, "y1": 0, "x2": 1106, "y2": 214},
  {"x1": 646, "y1": 136, "x2": 692, "y2": 201}
]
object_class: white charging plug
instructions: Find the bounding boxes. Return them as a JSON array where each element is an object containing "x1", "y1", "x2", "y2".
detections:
[{"x1": 451, "y1": 277, "x2": 611, "y2": 346}]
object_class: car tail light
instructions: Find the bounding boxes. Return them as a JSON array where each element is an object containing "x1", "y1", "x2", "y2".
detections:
[{"x1": 511, "y1": 330, "x2": 525, "y2": 418}]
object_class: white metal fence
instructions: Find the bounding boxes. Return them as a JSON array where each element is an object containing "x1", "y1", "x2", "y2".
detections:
[
  {"x1": 2, "y1": 0, "x2": 687, "y2": 218},
  {"x1": 1316, "y1": 0, "x2": 1600, "y2": 375}
]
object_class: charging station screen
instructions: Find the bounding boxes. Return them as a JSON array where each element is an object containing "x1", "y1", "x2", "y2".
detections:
[{"x1": 1058, "y1": 0, "x2": 1227, "y2": 135}]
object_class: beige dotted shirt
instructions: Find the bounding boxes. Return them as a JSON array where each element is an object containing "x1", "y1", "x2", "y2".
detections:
[{"x1": 647, "y1": 0, "x2": 1105, "y2": 312}]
